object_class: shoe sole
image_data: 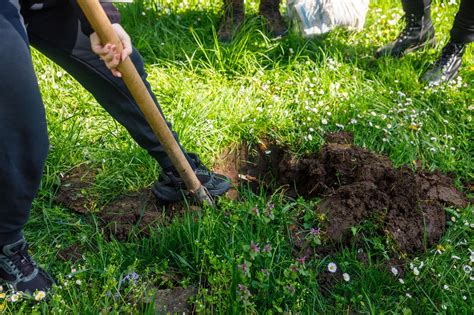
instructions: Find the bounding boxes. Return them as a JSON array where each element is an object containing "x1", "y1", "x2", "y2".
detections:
[
  {"x1": 152, "y1": 183, "x2": 232, "y2": 202},
  {"x1": 403, "y1": 37, "x2": 437, "y2": 55},
  {"x1": 376, "y1": 37, "x2": 437, "y2": 58},
  {"x1": 422, "y1": 66, "x2": 461, "y2": 85}
]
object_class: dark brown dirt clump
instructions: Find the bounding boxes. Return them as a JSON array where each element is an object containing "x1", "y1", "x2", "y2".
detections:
[
  {"x1": 55, "y1": 167, "x2": 188, "y2": 241},
  {"x1": 216, "y1": 132, "x2": 468, "y2": 255},
  {"x1": 99, "y1": 190, "x2": 187, "y2": 241},
  {"x1": 55, "y1": 165, "x2": 97, "y2": 214}
]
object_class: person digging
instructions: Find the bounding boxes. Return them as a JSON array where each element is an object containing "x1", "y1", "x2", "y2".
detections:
[
  {"x1": 0, "y1": 0, "x2": 230, "y2": 296},
  {"x1": 218, "y1": 0, "x2": 288, "y2": 42},
  {"x1": 375, "y1": 0, "x2": 473, "y2": 85}
]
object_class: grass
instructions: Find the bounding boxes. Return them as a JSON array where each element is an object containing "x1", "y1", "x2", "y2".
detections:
[{"x1": 1, "y1": 0, "x2": 473, "y2": 313}]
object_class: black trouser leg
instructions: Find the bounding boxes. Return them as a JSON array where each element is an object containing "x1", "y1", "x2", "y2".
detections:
[
  {"x1": 0, "y1": 1, "x2": 49, "y2": 246},
  {"x1": 401, "y1": 0, "x2": 432, "y2": 21},
  {"x1": 450, "y1": 0, "x2": 474, "y2": 44},
  {"x1": 22, "y1": 2, "x2": 195, "y2": 171},
  {"x1": 401, "y1": 0, "x2": 432, "y2": 17}
]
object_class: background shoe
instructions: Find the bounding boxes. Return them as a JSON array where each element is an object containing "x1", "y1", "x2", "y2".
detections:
[
  {"x1": 152, "y1": 153, "x2": 231, "y2": 202},
  {"x1": 0, "y1": 238, "x2": 54, "y2": 294},
  {"x1": 259, "y1": 0, "x2": 288, "y2": 38},
  {"x1": 375, "y1": 14, "x2": 436, "y2": 58},
  {"x1": 421, "y1": 41, "x2": 466, "y2": 86},
  {"x1": 218, "y1": 0, "x2": 245, "y2": 42}
]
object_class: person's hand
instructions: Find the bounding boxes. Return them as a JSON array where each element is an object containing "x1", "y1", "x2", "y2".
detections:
[{"x1": 90, "y1": 23, "x2": 132, "y2": 78}]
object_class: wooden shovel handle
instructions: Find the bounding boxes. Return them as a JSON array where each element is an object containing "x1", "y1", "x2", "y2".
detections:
[{"x1": 77, "y1": 0, "x2": 209, "y2": 201}]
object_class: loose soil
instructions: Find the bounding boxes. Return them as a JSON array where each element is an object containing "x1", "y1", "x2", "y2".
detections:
[
  {"x1": 55, "y1": 132, "x2": 468, "y2": 253},
  {"x1": 99, "y1": 190, "x2": 187, "y2": 241},
  {"x1": 57, "y1": 243, "x2": 83, "y2": 263},
  {"x1": 216, "y1": 132, "x2": 468, "y2": 255},
  {"x1": 153, "y1": 286, "x2": 197, "y2": 314},
  {"x1": 55, "y1": 165, "x2": 97, "y2": 214},
  {"x1": 55, "y1": 168, "x2": 187, "y2": 241}
]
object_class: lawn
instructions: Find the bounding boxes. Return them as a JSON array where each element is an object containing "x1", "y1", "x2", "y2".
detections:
[{"x1": 1, "y1": 0, "x2": 473, "y2": 313}]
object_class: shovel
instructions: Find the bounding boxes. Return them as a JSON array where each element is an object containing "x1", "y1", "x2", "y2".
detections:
[{"x1": 77, "y1": 0, "x2": 213, "y2": 205}]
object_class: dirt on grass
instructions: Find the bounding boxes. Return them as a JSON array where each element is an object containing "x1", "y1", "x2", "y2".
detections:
[
  {"x1": 153, "y1": 286, "x2": 197, "y2": 314},
  {"x1": 99, "y1": 190, "x2": 189, "y2": 241},
  {"x1": 55, "y1": 169, "x2": 188, "y2": 241},
  {"x1": 55, "y1": 165, "x2": 97, "y2": 214},
  {"x1": 55, "y1": 132, "x2": 468, "y2": 253},
  {"x1": 215, "y1": 132, "x2": 468, "y2": 256},
  {"x1": 57, "y1": 243, "x2": 83, "y2": 263}
]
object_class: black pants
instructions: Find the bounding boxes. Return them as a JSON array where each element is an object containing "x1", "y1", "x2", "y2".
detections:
[
  {"x1": 402, "y1": 0, "x2": 474, "y2": 43},
  {"x1": 0, "y1": 0, "x2": 193, "y2": 245}
]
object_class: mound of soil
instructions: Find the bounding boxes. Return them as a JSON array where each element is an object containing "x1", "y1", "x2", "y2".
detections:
[{"x1": 217, "y1": 132, "x2": 468, "y2": 255}]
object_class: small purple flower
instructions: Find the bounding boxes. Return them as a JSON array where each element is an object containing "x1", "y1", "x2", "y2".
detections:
[
  {"x1": 296, "y1": 256, "x2": 307, "y2": 265},
  {"x1": 238, "y1": 261, "x2": 249, "y2": 275},
  {"x1": 290, "y1": 264, "x2": 300, "y2": 273},
  {"x1": 250, "y1": 241, "x2": 260, "y2": 254},
  {"x1": 252, "y1": 207, "x2": 260, "y2": 216},
  {"x1": 237, "y1": 284, "x2": 252, "y2": 300},
  {"x1": 120, "y1": 271, "x2": 140, "y2": 286},
  {"x1": 265, "y1": 203, "x2": 275, "y2": 219},
  {"x1": 238, "y1": 284, "x2": 247, "y2": 291},
  {"x1": 310, "y1": 227, "x2": 321, "y2": 237},
  {"x1": 263, "y1": 243, "x2": 272, "y2": 253}
]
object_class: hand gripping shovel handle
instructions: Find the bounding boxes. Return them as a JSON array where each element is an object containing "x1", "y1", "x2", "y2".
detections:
[{"x1": 77, "y1": 0, "x2": 213, "y2": 205}]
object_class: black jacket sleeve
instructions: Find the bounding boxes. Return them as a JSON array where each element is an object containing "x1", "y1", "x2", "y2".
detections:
[{"x1": 72, "y1": 1, "x2": 121, "y2": 35}]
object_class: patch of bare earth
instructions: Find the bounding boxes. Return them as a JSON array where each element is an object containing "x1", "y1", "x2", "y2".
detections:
[
  {"x1": 99, "y1": 189, "x2": 187, "y2": 241},
  {"x1": 55, "y1": 168, "x2": 188, "y2": 241},
  {"x1": 57, "y1": 243, "x2": 83, "y2": 263},
  {"x1": 215, "y1": 132, "x2": 468, "y2": 256},
  {"x1": 55, "y1": 165, "x2": 97, "y2": 214},
  {"x1": 153, "y1": 286, "x2": 197, "y2": 314}
]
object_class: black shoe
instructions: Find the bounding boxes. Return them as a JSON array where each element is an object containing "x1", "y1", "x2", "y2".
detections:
[
  {"x1": 152, "y1": 153, "x2": 231, "y2": 202},
  {"x1": 0, "y1": 238, "x2": 54, "y2": 294},
  {"x1": 375, "y1": 15, "x2": 436, "y2": 58},
  {"x1": 421, "y1": 41, "x2": 466, "y2": 86}
]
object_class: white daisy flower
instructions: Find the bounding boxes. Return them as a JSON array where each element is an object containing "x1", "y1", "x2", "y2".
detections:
[
  {"x1": 343, "y1": 273, "x2": 350, "y2": 282},
  {"x1": 391, "y1": 267, "x2": 399, "y2": 276},
  {"x1": 10, "y1": 293, "x2": 20, "y2": 302},
  {"x1": 463, "y1": 265, "x2": 472, "y2": 273},
  {"x1": 327, "y1": 262, "x2": 337, "y2": 273},
  {"x1": 413, "y1": 267, "x2": 420, "y2": 276},
  {"x1": 35, "y1": 291, "x2": 46, "y2": 301}
]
